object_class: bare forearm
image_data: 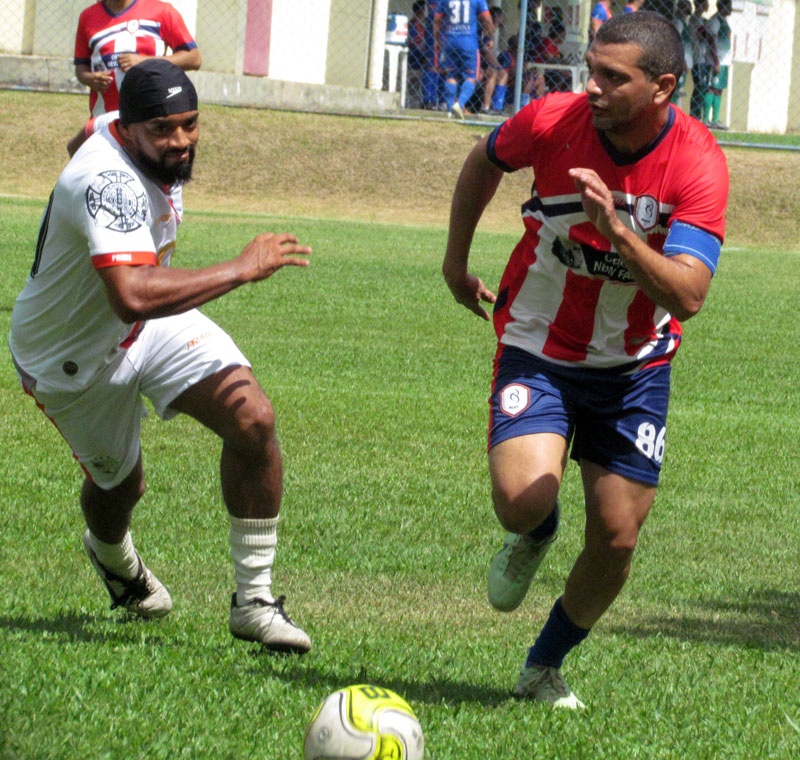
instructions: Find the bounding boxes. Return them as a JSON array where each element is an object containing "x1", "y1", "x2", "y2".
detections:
[
  {"x1": 443, "y1": 139, "x2": 504, "y2": 279},
  {"x1": 104, "y1": 260, "x2": 246, "y2": 322},
  {"x1": 609, "y1": 225, "x2": 709, "y2": 321},
  {"x1": 101, "y1": 232, "x2": 310, "y2": 322},
  {"x1": 167, "y1": 47, "x2": 201, "y2": 71}
]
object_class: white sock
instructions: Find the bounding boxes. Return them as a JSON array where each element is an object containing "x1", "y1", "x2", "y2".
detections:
[
  {"x1": 229, "y1": 515, "x2": 278, "y2": 606},
  {"x1": 88, "y1": 530, "x2": 140, "y2": 579}
]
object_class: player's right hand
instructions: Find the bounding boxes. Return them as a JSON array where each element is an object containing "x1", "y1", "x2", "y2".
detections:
[
  {"x1": 238, "y1": 233, "x2": 311, "y2": 283},
  {"x1": 87, "y1": 72, "x2": 113, "y2": 92},
  {"x1": 444, "y1": 271, "x2": 497, "y2": 321}
]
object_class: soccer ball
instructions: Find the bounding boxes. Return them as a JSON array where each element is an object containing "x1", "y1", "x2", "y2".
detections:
[{"x1": 303, "y1": 684, "x2": 424, "y2": 760}]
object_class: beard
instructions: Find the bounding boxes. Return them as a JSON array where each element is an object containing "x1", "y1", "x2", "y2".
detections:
[{"x1": 135, "y1": 145, "x2": 195, "y2": 186}]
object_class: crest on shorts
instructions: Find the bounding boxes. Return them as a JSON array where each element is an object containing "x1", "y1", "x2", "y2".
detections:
[
  {"x1": 499, "y1": 383, "x2": 531, "y2": 417},
  {"x1": 634, "y1": 195, "x2": 659, "y2": 232},
  {"x1": 86, "y1": 170, "x2": 148, "y2": 232}
]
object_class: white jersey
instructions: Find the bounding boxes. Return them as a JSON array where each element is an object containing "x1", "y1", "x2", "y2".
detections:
[{"x1": 10, "y1": 117, "x2": 183, "y2": 393}]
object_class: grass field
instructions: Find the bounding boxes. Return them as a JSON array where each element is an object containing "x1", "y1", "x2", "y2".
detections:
[{"x1": 1, "y1": 92, "x2": 800, "y2": 759}]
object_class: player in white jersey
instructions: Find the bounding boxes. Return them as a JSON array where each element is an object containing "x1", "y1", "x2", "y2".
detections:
[{"x1": 9, "y1": 59, "x2": 312, "y2": 654}]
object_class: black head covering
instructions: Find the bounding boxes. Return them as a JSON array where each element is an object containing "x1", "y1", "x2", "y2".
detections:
[{"x1": 119, "y1": 58, "x2": 198, "y2": 125}]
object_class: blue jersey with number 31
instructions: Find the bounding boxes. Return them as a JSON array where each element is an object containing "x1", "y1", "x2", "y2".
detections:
[{"x1": 437, "y1": 0, "x2": 490, "y2": 45}]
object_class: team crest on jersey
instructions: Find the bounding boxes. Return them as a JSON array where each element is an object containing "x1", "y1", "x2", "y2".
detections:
[
  {"x1": 634, "y1": 195, "x2": 659, "y2": 232},
  {"x1": 86, "y1": 170, "x2": 148, "y2": 232},
  {"x1": 552, "y1": 237, "x2": 585, "y2": 270},
  {"x1": 126, "y1": 19, "x2": 140, "y2": 34},
  {"x1": 499, "y1": 384, "x2": 531, "y2": 417}
]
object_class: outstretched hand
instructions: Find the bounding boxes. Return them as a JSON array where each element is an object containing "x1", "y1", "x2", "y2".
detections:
[
  {"x1": 238, "y1": 233, "x2": 311, "y2": 283},
  {"x1": 444, "y1": 270, "x2": 497, "y2": 321}
]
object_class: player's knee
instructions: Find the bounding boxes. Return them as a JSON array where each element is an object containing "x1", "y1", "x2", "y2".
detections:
[
  {"x1": 590, "y1": 523, "x2": 640, "y2": 568},
  {"x1": 230, "y1": 396, "x2": 277, "y2": 456},
  {"x1": 86, "y1": 467, "x2": 146, "y2": 509},
  {"x1": 491, "y1": 482, "x2": 558, "y2": 534}
]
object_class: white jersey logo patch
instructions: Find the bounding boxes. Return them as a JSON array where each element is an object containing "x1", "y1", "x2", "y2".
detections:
[
  {"x1": 86, "y1": 170, "x2": 148, "y2": 232},
  {"x1": 634, "y1": 195, "x2": 659, "y2": 232},
  {"x1": 499, "y1": 383, "x2": 531, "y2": 417}
]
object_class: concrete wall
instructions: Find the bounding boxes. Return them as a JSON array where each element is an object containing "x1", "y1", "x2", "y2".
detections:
[
  {"x1": 743, "y1": 0, "x2": 795, "y2": 132},
  {"x1": 326, "y1": 0, "x2": 372, "y2": 88},
  {"x1": 0, "y1": 52, "x2": 401, "y2": 114},
  {"x1": 787, "y1": 0, "x2": 800, "y2": 132}
]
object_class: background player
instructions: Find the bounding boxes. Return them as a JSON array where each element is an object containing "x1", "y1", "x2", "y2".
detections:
[
  {"x1": 588, "y1": 0, "x2": 612, "y2": 44},
  {"x1": 75, "y1": 0, "x2": 201, "y2": 117},
  {"x1": 434, "y1": 0, "x2": 494, "y2": 118},
  {"x1": 10, "y1": 59, "x2": 311, "y2": 654},
  {"x1": 442, "y1": 11, "x2": 728, "y2": 708}
]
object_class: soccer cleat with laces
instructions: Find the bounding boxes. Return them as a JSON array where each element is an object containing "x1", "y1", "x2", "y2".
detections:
[
  {"x1": 488, "y1": 503, "x2": 559, "y2": 612},
  {"x1": 83, "y1": 531, "x2": 172, "y2": 618},
  {"x1": 450, "y1": 102, "x2": 465, "y2": 119},
  {"x1": 515, "y1": 664, "x2": 585, "y2": 709},
  {"x1": 229, "y1": 594, "x2": 311, "y2": 654}
]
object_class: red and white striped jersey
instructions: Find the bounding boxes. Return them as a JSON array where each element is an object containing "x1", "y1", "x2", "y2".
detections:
[
  {"x1": 74, "y1": 0, "x2": 197, "y2": 116},
  {"x1": 9, "y1": 117, "x2": 182, "y2": 393},
  {"x1": 487, "y1": 92, "x2": 728, "y2": 371}
]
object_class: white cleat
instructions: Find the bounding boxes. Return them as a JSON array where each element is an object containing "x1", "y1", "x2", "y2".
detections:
[
  {"x1": 488, "y1": 504, "x2": 559, "y2": 612},
  {"x1": 515, "y1": 664, "x2": 585, "y2": 710},
  {"x1": 450, "y1": 102, "x2": 465, "y2": 119},
  {"x1": 83, "y1": 531, "x2": 172, "y2": 618},
  {"x1": 229, "y1": 594, "x2": 311, "y2": 654}
]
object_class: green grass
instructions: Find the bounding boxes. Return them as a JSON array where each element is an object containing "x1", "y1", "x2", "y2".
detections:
[
  {"x1": 715, "y1": 130, "x2": 800, "y2": 149},
  {"x1": 1, "y1": 196, "x2": 799, "y2": 759}
]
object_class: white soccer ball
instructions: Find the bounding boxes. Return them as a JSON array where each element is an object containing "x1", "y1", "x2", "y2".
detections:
[{"x1": 303, "y1": 684, "x2": 424, "y2": 760}]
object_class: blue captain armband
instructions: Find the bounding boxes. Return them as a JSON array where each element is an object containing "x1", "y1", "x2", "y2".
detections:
[{"x1": 663, "y1": 220, "x2": 721, "y2": 275}]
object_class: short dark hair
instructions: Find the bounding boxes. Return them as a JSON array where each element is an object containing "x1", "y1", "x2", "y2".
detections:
[
  {"x1": 594, "y1": 10, "x2": 684, "y2": 81},
  {"x1": 413, "y1": 0, "x2": 425, "y2": 14}
]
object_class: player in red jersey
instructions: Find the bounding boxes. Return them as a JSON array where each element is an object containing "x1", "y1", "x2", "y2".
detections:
[
  {"x1": 75, "y1": 0, "x2": 201, "y2": 116},
  {"x1": 442, "y1": 11, "x2": 728, "y2": 708}
]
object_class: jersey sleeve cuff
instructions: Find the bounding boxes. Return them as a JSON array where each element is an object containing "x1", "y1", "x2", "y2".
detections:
[
  {"x1": 92, "y1": 251, "x2": 157, "y2": 268},
  {"x1": 486, "y1": 124, "x2": 516, "y2": 173}
]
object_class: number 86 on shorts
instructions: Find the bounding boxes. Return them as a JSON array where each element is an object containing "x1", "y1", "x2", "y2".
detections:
[{"x1": 635, "y1": 422, "x2": 666, "y2": 464}]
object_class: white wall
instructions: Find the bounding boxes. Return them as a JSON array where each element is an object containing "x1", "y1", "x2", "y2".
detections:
[
  {"x1": 0, "y1": 0, "x2": 30, "y2": 55},
  {"x1": 741, "y1": 0, "x2": 795, "y2": 132},
  {"x1": 268, "y1": 0, "x2": 332, "y2": 85}
]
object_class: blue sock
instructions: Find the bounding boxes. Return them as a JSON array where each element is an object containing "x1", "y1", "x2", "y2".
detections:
[
  {"x1": 458, "y1": 79, "x2": 476, "y2": 108},
  {"x1": 423, "y1": 69, "x2": 438, "y2": 105},
  {"x1": 525, "y1": 597, "x2": 590, "y2": 669},
  {"x1": 491, "y1": 84, "x2": 506, "y2": 111},
  {"x1": 527, "y1": 501, "x2": 559, "y2": 543},
  {"x1": 444, "y1": 81, "x2": 458, "y2": 109}
]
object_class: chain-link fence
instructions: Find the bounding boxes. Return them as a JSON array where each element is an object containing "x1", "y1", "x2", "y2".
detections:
[{"x1": 0, "y1": 0, "x2": 797, "y2": 134}]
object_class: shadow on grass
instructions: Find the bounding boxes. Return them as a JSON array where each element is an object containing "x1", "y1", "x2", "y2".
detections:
[
  {"x1": 0, "y1": 610, "x2": 167, "y2": 644},
  {"x1": 609, "y1": 587, "x2": 800, "y2": 651},
  {"x1": 256, "y1": 660, "x2": 515, "y2": 707}
]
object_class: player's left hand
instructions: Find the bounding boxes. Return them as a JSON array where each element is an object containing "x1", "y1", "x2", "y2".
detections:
[
  {"x1": 568, "y1": 167, "x2": 624, "y2": 242},
  {"x1": 119, "y1": 53, "x2": 148, "y2": 72}
]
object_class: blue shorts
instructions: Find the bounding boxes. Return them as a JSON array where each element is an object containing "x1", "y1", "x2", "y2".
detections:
[
  {"x1": 488, "y1": 346, "x2": 672, "y2": 485},
  {"x1": 440, "y1": 41, "x2": 480, "y2": 79}
]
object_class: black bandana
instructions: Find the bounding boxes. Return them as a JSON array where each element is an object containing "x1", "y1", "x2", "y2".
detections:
[{"x1": 119, "y1": 58, "x2": 198, "y2": 125}]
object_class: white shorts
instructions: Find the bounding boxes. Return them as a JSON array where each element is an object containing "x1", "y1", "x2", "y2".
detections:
[{"x1": 17, "y1": 309, "x2": 250, "y2": 489}]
